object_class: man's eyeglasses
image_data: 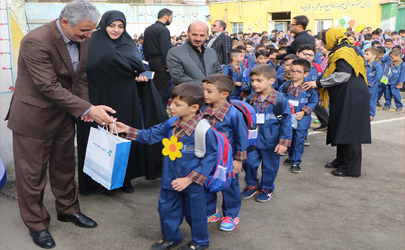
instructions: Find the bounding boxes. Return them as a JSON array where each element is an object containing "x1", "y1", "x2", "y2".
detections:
[{"x1": 73, "y1": 26, "x2": 100, "y2": 35}]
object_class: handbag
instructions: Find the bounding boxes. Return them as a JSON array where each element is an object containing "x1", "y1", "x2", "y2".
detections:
[{"x1": 83, "y1": 125, "x2": 132, "y2": 190}]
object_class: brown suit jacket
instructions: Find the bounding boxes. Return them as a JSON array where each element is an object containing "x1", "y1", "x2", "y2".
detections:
[{"x1": 7, "y1": 20, "x2": 92, "y2": 139}]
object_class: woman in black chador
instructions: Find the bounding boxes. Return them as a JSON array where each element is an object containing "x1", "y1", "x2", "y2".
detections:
[{"x1": 77, "y1": 10, "x2": 168, "y2": 195}]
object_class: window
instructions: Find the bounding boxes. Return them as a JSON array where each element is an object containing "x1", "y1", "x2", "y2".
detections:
[
  {"x1": 315, "y1": 20, "x2": 333, "y2": 34},
  {"x1": 231, "y1": 22, "x2": 243, "y2": 34}
]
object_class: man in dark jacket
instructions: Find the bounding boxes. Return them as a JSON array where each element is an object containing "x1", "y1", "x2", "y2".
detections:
[
  {"x1": 143, "y1": 8, "x2": 173, "y2": 105},
  {"x1": 275, "y1": 15, "x2": 315, "y2": 60},
  {"x1": 207, "y1": 20, "x2": 232, "y2": 65}
]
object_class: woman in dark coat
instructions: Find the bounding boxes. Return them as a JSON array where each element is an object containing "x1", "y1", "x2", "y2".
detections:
[
  {"x1": 77, "y1": 10, "x2": 168, "y2": 195},
  {"x1": 304, "y1": 28, "x2": 371, "y2": 177}
]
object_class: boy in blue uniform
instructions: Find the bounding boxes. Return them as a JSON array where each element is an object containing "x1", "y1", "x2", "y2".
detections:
[
  {"x1": 241, "y1": 65, "x2": 292, "y2": 202},
  {"x1": 244, "y1": 40, "x2": 256, "y2": 69},
  {"x1": 275, "y1": 54, "x2": 299, "y2": 91},
  {"x1": 297, "y1": 44, "x2": 323, "y2": 82},
  {"x1": 241, "y1": 49, "x2": 271, "y2": 94},
  {"x1": 363, "y1": 48, "x2": 384, "y2": 120},
  {"x1": 223, "y1": 49, "x2": 246, "y2": 100},
  {"x1": 113, "y1": 83, "x2": 215, "y2": 250},
  {"x1": 383, "y1": 49, "x2": 405, "y2": 111},
  {"x1": 279, "y1": 59, "x2": 318, "y2": 173},
  {"x1": 201, "y1": 74, "x2": 248, "y2": 231}
]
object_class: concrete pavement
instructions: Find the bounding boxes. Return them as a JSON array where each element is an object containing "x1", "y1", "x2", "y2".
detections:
[{"x1": 1, "y1": 100, "x2": 404, "y2": 250}]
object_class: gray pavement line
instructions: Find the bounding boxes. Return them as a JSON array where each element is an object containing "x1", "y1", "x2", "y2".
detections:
[{"x1": 308, "y1": 117, "x2": 405, "y2": 136}]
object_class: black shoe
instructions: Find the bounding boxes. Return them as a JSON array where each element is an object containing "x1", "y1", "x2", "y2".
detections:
[
  {"x1": 30, "y1": 229, "x2": 55, "y2": 249},
  {"x1": 291, "y1": 164, "x2": 301, "y2": 173},
  {"x1": 324, "y1": 162, "x2": 337, "y2": 168},
  {"x1": 331, "y1": 170, "x2": 346, "y2": 177},
  {"x1": 313, "y1": 126, "x2": 328, "y2": 131},
  {"x1": 151, "y1": 239, "x2": 179, "y2": 250},
  {"x1": 57, "y1": 212, "x2": 97, "y2": 228},
  {"x1": 121, "y1": 185, "x2": 134, "y2": 193},
  {"x1": 178, "y1": 241, "x2": 209, "y2": 250},
  {"x1": 283, "y1": 158, "x2": 292, "y2": 166}
]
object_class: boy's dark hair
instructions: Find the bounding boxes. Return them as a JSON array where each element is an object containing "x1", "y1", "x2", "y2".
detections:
[
  {"x1": 393, "y1": 45, "x2": 402, "y2": 50},
  {"x1": 255, "y1": 44, "x2": 265, "y2": 50},
  {"x1": 228, "y1": 49, "x2": 243, "y2": 61},
  {"x1": 293, "y1": 15, "x2": 309, "y2": 30},
  {"x1": 255, "y1": 49, "x2": 270, "y2": 58},
  {"x1": 371, "y1": 41, "x2": 381, "y2": 46},
  {"x1": 384, "y1": 38, "x2": 393, "y2": 43},
  {"x1": 238, "y1": 31, "x2": 243, "y2": 35},
  {"x1": 391, "y1": 31, "x2": 398, "y2": 35},
  {"x1": 291, "y1": 58, "x2": 311, "y2": 72},
  {"x1": 232, "y1": 39, "x2": 239, "y2": 45},
  {"x1": 399, "y1": 29, "x2": 405, "y2": 35},
  {"x1": 252, "y1": 32, "x2": 259, "y2": 37},
  {"x1": 235, "y1": 44, "x2": 246, "y2": 51},
  {"x1": 250, "y1": 64, "x2": 277, "y2": 79},
  {"x1": 268, "y1": 48, "x2": 278, "y2": 55},
  {"x1": 283, "y1": 54, "x2": 299, "y2": 62},
  {"x1": 371, "y1": 30, "x2": 379, "y2": 35},
  {"x1": 279, "y1": 46, "x2": 288, "y2": 52},
  {"x1": 279, "y1": 37, "x2": 288, "y2": 45},
  {"x1": 377, "y1": 46, "x2": 386, "y2": 54},
  {"x1": 245, "y1": 40, "x2": 254, "y2": 46},
  {"x1": 364, "y1": 33, "x2": 372, "y2": 40},
  {"x1": 314, "y1": 35, "x2": 321, "y2": 40},
  {"x1": 297, "y1": 44, "x2": 315, "y2": 53},
  {"x1": 265, "y1": 44, "x2": 275, "y2": 50},
  {"x1": 138, "y1": 36, "x2": 144, "y2": 40},
  {"x1": 170, "y1": 82, "x2": 204, "y2": 110},
  {"x1": 270, "y1": 37, "x2": 277, "y2": 43},
  {"x1": 158, "y1": 8, "x2": 173, "y2": 19},
  {"x1": 259, "y1": 37, "x2": 270, "y2": 45},
  {"x1": 202, "y1": 74, "x2": 234, "y2": 95},
  {"x1": 376, "y1": 28, "x2": 382, "y2": 34},
  {"x1": 389, "y1": 49, "x2": 402, "y2": 57},
  {"x1": 364, "y1": 47, "x2": 380, "y2": 57}
]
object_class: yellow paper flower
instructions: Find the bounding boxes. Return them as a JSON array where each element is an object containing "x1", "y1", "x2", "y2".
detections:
[{"x1": 162, "y1": 136, "x2": 183, "y2": 161}]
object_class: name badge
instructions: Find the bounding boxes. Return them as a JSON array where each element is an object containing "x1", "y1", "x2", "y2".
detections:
[
  {"x1": 257, "y1": 113, "x2": 265, "y2": 124},
  {"x1": 289, "y1": 100, "x2": 299, "y2": 106}
]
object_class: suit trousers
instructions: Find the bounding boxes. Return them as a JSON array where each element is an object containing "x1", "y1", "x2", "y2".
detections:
[
  {"x1": 13, "y1": 114, "x2": 80, "y2": 232},
  {"x1": 313, "y1": 104, "x2": 329, "y2": 128},
  {"x1": 148, "y1": 56, "x2": 172, "y2": 106},
  {"x1": 332, "y1": 144, "x2": 362, "y2": 177},
  {"x1": 206, "y1": 173, "x2": 241, "y2": 218}
]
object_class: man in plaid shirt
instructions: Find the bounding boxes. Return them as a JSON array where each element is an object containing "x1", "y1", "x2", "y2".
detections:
[{"x1": 207, "y1": 20, "x2": 232, "y2": 65}]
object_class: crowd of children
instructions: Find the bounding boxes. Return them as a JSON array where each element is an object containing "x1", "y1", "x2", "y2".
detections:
[{"x1": 120, "y1": 26, "x2": 404, "y2": 250}]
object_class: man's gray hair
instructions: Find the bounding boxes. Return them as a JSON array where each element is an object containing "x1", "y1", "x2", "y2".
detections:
[{"x1": 59, "y1": 0, "x2": 100, "y2": 26}]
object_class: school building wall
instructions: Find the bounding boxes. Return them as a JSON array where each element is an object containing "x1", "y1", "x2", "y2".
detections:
[{"x1": 208, "y1": 0, "x2": 405, "y2": 34}]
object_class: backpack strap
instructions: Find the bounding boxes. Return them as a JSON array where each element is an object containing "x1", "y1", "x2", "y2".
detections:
[
  {"x1": 164, "y1": 117, "x2": 179, "y2": 138},
  {"x1": 245, "y1": 93, "x2": 254, "y2": 104},
  {"x1": 274, "y1": 92, "x2": 284, "y2": 122},
  {"x1": 194, "y1": 119, "x2": 211, "y2": 158},
  {"x1": 229, "y1": 105, "x2": 238, "y2": 136},
  {"x1": 282, "y1": 80, "x2": 291, "y2": 94},
  {"x1": 226, "y1": 64, "x2": 234, "y2": 78},
  {"x1": 313, "y1": 62, "x2": 322, "y2": 75}
]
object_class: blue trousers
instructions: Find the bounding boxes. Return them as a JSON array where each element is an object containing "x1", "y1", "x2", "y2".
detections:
[
  {"x1": 369, "y1": 83, "x2": 379, "y2": 117},
  {"x1": 385, "y1": 84, "x2": 403, "y2": 108},
  {"x1": 288, "y1": 130, "x2": 308, "y2": 165},
  {"x1": 244, "y1": 149, "x2": 280, "y2": 190},
  {"x1": 206, "y1": 173, "x2": 241, "y2": 218},
  {"x1": 377, "y1": 82, "x2": 386, "y2": 102},
  {"x1": 158, "y1": 188, "x2": 209, "y2": 246}
]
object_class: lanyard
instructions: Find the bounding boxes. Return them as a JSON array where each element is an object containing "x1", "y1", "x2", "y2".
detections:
[{"x1": 256, "y1": 95, "x2": 268, "y2": 114}]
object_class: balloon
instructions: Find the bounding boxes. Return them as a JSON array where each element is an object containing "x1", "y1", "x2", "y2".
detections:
[
  {"x1": 344, "y1": 24, "x2": 349, "y2": 28},
  {"x1": 348, "y1": 19, "x2": 356, "y2": 28},
  {"x1": 339, "y1": 19, "x2": 346, "y2": 26}
]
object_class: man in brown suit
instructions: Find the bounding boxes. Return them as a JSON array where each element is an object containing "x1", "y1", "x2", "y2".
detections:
[{"x1": 6, "y1": 1, "x2": 115, "y2": 248}]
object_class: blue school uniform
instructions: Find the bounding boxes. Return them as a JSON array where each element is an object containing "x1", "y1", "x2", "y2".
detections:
[
  {"x1": 304, "y1": 62, "x2": 323, "y2": 82},
  {"x1": 203, "y1": 103, "x2": 248, "y2": 219},
  {"x1": 245, "y1": 52, "x2": 257, "y2": 69},
  {"x1": 244, "y1": 91, "x2": 292, "y2": 191},
  {"x1": 385, "y1": 62, "x2": 405, "y2": 108},
  {"x1": 279, "y1": 80, "x2": 318, "y2": 165},
  {"x1": 135, "y1": 120, "x2": 218, "y2": 246},
  {"x1": 313, "y1": 50, "x2": 323, "y2": 64},
  {"x1": 267, "y1": 60, "x2": 280, "y2": 71},
  {"x1": 276, "y1": 64, "x2": 285, "y2": 76},
  {"x1": 223, "y1": 64, "x2": 244, "y2": 100},
  {"x1": 365, "y1": 60, "x2": 383, "y2": 117},
  {"x1": 377, "y1": 59, "x2": 390, "y2": 102}
]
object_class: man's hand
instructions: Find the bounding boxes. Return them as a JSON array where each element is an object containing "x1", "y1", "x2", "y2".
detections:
[
  {"x1": 233, "y1": 160, "x2": 242, "y2": 174},
  {"x1": 235, "y1": 81, "x2": 243, "y2": 86},
  {"x1": 171, "y1": 177, "x2": 192, "y2": 191},
  {"x1": 303, "y1": 81, "x2": 317, "y2": 90},
  {"x1": 110, "y1": 121, "x2": 130, "y2": 134},
  {"x1": 80, "y1": 115, "x2": 94, "y2": 122},
  {"x1": 88, "y1": 105, "x2": 116, "y2": 125},
  {"x1": 396, "y1": 83, "x2": 403, "y2": 89},
  {"x1": 275, "y1": 144, "x2": 287, "y2": 155},
  {"x1": 318, "y1": 100, "x2": 324, "y2": 106},
  {"x1": 296, "y1": 111, "x2": 305, "y2": 120},
  {"x1": 135, "y1": 75, "x2": 149, "y2": 82}
]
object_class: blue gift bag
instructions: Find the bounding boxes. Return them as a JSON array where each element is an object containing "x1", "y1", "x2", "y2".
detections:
[{"x1": 84, "y1": 126, "x2": 132, "y2": 190}]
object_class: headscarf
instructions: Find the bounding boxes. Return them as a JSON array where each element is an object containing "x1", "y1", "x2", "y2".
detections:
[
  {"x1": 318, "y1": 28, "x2": 367, "y2": 109},
  {"x1": 86, "y1": 10, "x2": 145, "y2": 90}
]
